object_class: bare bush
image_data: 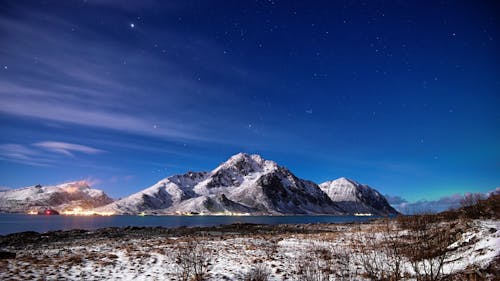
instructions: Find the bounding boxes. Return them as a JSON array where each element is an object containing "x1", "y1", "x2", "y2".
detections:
[
  {"x1": 459, "y1": 193, "x2": 487, "y2": 218},
  {"x1": 262, "y1": 238, "x2": 280, "y2": 260},
  {"x1": 354, "y1": 231, "x2": 385, "y2": 280},
  {"x1": 295, "y1": 245, "x2": 332, "y2": 281},
  {"x1": 173, "y1": 238, "x2": 213, "y2": 281},
  {"x1": 402, "y1": 216, "x2": 454, "y2": 281},
  {"x1": 380, "y1": 220, "x2": 405, "y2": 281},
  {"x1": 243, "y1": 264, "x2": 271, "y2": 281},
  {"x1": 295, "y1": 258, "x2": 331, "y2": 281},
  {"x1": 331, "y1": 246, "x2": 355, "y2": 280},
  {"x1": 397, "y1": 212, "x2": 437, "y2": 231},
  {"x1": 460, "y1": 193, "x2": 484, "y2": 208},
  {"x1": 353, "y1": 220, "x2": 406, "y2": 281},
  {"x1": 294, "y1": 240, "x2": 359, "y2": 281}
]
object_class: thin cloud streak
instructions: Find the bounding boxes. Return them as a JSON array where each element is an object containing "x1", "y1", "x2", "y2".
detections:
[
  {"x1": 0, "y1": 93, "x2": 202, "y2": 141},
  {"x1": 34, "y1": 141, "x2": 104, "y2": 157},
  {"x1": 0, "y1": 144, "x2": 52, "y2": 167},
  {"x1": 0, "y1": 10, "x2": 261, "y2": 145},
  {"x1": 0, "y1": 141, "x2": 105, "y2": 166}
]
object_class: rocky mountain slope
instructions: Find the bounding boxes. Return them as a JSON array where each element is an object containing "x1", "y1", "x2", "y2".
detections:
[
  {"x1": 1, "y1": 153, "x2": 399, "y2": 216},
  {"x1": 320, "y1": 177, "x2": 398, "y2": 215},
  {"x1": 0, "y1": 181, "x2": 113, "y2": 213},
  {"x1": 98, "y1": 153, "x2": 343, "y2": 215}
]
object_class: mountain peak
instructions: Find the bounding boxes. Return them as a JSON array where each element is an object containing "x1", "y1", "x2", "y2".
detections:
[
  {"x1": 59, "y1": 180, "x2": 91, "y2": 189},
  {"x1": 334, "y1": 177, "x2": 356, "y2": 184},
  {"x1": 329, "y1": 177, "x2": 367, "y2": 187},
  {"x1": 319, "y1": 178, "x2": 398, "y2": 215},
  {"x1": 214, "y1": 153, "x2": 275, "y2": 174},
  {"x1": 227, "y1": 152, "x2": 265, "y2": 164}
]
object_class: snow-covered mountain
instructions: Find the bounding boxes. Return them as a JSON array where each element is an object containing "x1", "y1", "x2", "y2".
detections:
[
  {"x1": 97, "y1": 171, "x2": 209, "y2": 214},
  {"x1": 98, "y1": 153, "x2": 343, "y2": 215},
  {"x1": 1, "y1": 154, "x2": 399, "y2": 216},
  {"x1": 319, "y1": 177, "x2": 398, "y2": 215},
  {"x1": 0, "y1": 181, "x2": 113, "y2": 213}
]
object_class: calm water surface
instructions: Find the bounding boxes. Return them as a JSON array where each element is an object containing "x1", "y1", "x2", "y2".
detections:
[{"x1": 0, "y1": 214, "x2": 377, "y2": 235}]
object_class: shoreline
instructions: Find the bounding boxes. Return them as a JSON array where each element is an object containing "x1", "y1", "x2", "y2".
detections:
[
  {"x1": 0, "y1": 220, "x2": 373, "y2": 246},
  {"x1": 1, "y1": 218, "x2": 498, "y2": 280},
  {"x1": 0, "y1": 213, "x2": 381, "y2": 236},
  {"x1": 0, "y1": 211, "x2": 388, "y2": 217}
]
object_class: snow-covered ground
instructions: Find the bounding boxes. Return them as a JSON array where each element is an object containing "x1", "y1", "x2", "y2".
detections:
[{"x1": 0, "y1": 219, "x2": 498, "y2": 280}]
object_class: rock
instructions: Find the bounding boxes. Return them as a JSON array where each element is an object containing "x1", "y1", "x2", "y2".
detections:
[{"x1": 0, "y1": 251, "x2": 16, "y2": 259}]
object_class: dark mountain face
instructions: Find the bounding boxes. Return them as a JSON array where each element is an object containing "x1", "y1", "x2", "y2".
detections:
[
  {"x1": 206, "y1": 153, "x2": 264, "y2": 189},
  {"x1": 258, "y1": 167, "x2": 342, "y2": 214},
  {"x1": 89, "y1": 154, "x2": 398, "y2": 216}
]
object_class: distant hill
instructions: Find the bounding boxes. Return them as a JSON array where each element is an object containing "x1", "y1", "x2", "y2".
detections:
[
  {"x1": 320, "y1": 177, "x2": 399, "y2": 215},
  {"x1": 0, "y1": 181, "x2": 113, "y2": 213}
]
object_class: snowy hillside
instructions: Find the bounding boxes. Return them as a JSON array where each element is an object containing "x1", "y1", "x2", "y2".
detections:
[
  {"x1": 320, "y1": 177, "x2": 398, "y2": 215},
  {"x1": 98, "y1": 153, "x2": 343, "y2": 215},
  {"x1": 0, "y1": 181, "x2": 113, "y2": 213},
  {"x1": 97, "y1": 171, "x2": 209, "y2": 214},
  {"x1": 1, "y1": 153, "x2": 400, "y2": 215}
]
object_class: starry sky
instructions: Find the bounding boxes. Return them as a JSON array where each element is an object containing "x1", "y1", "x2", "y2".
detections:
[{"x1": 0, "y1": 0, "x2": 498, "y2": 202}]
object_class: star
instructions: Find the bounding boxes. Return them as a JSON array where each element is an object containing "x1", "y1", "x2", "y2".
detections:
[
  {"x1": 3, "y1": 65, "x2": 7, "y2": 70},
  {"x1": 130, "y1": 23, "x2": 135, "y2": 28}
]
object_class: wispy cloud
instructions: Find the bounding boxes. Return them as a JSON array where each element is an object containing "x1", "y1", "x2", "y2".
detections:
[
  {"x1": 0, "y1": 144, "x2": 52, "y2": 166},
  {"x1": 0, "y1": 90, "x2": 200, "y2": 140},
  {"x1": 34, "y1": 141, "x2": 104, "y2": 157},
  {"x1": 0, "y1": 141, "x2": 105, "y2": 166},
  {"x1": 0, "y1": 9, "x2": 256, "y2": 145}
]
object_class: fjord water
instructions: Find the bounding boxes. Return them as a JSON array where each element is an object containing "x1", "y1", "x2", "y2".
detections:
[{"x1": 0, "y1": 214, "x2": 376, "y2": 235}]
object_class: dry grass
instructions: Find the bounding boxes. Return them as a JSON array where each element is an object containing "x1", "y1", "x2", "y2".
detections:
[{"x1": 0, "y1": 216, "x2": 496, "y2": 280}]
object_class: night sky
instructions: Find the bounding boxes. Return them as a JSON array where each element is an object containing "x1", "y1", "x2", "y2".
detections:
[{"x1": 0, "y1": 1, "x2": 498, "y2": 202}]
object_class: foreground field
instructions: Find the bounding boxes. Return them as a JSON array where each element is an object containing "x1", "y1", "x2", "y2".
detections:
[{"x1": 0, "y1": 217, "x2": 498, "y2": 281}]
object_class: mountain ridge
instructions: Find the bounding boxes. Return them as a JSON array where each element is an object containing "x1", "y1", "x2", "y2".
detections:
[
  {"x1": 97, "y1": 153, "x2": 396, "y2": 215},
  {"x1": 0, "y1": 153, "x2": 398, "y2": 216},
  {"x1": 0, "y1": 181, "x2": 113, "y2": 213},
  {"x1": 97, "y1": 153, "x2": 344, "y2": 215}
]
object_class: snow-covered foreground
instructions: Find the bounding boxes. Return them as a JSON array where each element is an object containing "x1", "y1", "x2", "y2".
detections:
[{"x1": 0, "y1": 219, "x2": 498, "y2": 280}]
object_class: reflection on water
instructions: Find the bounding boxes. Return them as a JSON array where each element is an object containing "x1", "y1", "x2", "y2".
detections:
[{"x1": 0, "y1": 214, "x2": 377, "y2": 235}]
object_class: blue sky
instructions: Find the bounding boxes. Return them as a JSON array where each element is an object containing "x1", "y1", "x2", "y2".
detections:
[{"x1": 0, "y1": 0, "x2": 498, "y2": 202}]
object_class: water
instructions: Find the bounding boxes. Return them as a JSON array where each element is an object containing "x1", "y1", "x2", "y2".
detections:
[{"x1": 0, "y1": 214, "x2": 377, "y2": 235}]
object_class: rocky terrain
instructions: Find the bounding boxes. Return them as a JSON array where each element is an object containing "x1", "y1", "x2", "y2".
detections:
[{"x1": 0, "y1": 218, "x2": 497, "y2": 280}]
